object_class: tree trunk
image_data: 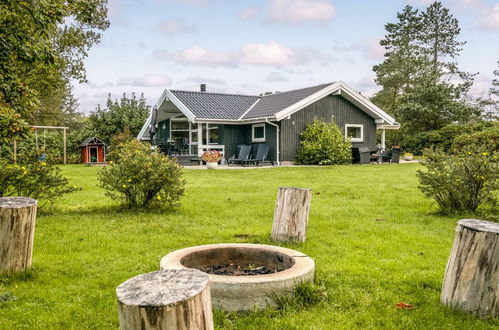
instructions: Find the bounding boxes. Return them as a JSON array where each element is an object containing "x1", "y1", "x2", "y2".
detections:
[
  {"x1": 441, "y1": 219, "x2": 499, "y2": 318},
  {"x1": 0, "y1": 197, "x2": 38, "y2": 273},
  {"x1": 271, "y1": 187, "x2": 312, "y2": 243},
  {"x1": 117, "y1": 269, "x2": 214, "y2": 330}
]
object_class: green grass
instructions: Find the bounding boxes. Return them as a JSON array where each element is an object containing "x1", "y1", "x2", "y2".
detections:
[{"x1": 0, "y1": 164, "x2": 497, "y2": 329}]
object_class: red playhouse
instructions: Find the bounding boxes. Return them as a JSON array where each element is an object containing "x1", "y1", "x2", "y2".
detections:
[{"x1": 80, "y1": 137, "x2": 106, "y2": 164}]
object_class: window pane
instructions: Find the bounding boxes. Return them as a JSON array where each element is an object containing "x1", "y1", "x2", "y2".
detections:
[
  {"x1": 254, "y1": 126, "x2": 264, "y2": 139},
  {"x1": 171, "y1": 121, "x2": 189, "y2": 130},
  {"x1": 209, "y1": 128, "x2": 219, "y2": 144},
  {"x1": 347, "y1": 126, "x2": 361, "y2": 139},
  {"x1": 191, "y1": 132, "x2": 198, "y2": 143}
]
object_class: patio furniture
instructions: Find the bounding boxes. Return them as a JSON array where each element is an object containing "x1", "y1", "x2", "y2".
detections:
[
  {"x1": 243, "y1": 144, "x2": 272, "y2": 166},
  {"x1": 228, "y1": 145, "x2": 251, "y2": 166},
  {"x1": 382, "y1": 147, "x2": 401, "y2": 163},
  {"x1": 358, "y1": 147, "x2": 371, "y2": 165}
]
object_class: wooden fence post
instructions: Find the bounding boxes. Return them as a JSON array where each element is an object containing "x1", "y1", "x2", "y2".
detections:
[
  {"x1": 117, "y1": 269, "x2": 214, "y2": 330},
  {"x1": 441, "y1": 219, "x2": 499, "y2": 318},
  {"x1": 271, "y1": 187, "x2": 312, "y2": 243},
  {"x1": 0, "y1": 197, "x2": 38, "y2": 273}
]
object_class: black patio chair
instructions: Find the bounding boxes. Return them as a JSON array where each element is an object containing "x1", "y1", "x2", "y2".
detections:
[
  {"x1": 382, "y1": 147, "x2": 401, "y2": 164},
  {"x1": 358, "y1": 147, "x2": 371, "y2": 165},
  {"x1": 227, "y1": 145, "x2": 251, "y2": 166},
  {"x1": 243, "y1": 144, "x2": 271, "y2": 166}
]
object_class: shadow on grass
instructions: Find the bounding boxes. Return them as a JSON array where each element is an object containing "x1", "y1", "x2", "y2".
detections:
[
  {"x1": 0, "y1": 268, "x2": 38, "y2": 285},
  {"x1": 40, "y1": 204, "x2": 182, "y2": 219}
]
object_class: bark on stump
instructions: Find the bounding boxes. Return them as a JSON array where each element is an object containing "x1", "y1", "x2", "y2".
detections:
[
  {"x1": 271, "y1": 187, "x2": 312, "y2": 243},
  {"x1": 441, "y1": 219, "x2": 499, "y2": 318},
  {"x1": 116, "y1": 269, "x2": 214, "y2": 330},
  {"x1": 0, "y1": 197, "x2": 38, "y2": 273}
]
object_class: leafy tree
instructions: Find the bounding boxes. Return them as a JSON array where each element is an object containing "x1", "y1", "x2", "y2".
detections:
[
  {"x1": 373, "y1": 1, "x2": 478, "y2": 135},
  {"x1": 0, "y1": 0, "x2": 109, "y2": 116},
  {"x1": 87, "y1": 93, "x2": 151, "y2": 144}
]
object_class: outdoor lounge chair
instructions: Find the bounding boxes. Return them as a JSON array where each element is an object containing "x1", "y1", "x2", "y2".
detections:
[
  {"x1": 382, "y1": 147, "x2": 401, "y2": 163},
  {"x1": 243, "y1": 143, "x2": 271, "y2": 166},
  {"x1": 358, "y1": 147, "x2": 371, "y2": 165},
  {"x1": 227, "y1": 145, "x2": 251, "y2": 166}
]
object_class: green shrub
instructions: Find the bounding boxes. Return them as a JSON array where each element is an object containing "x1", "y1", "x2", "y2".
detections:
[
  {"x1": 0, "y1": 160, "x2": 79, "y2": 207},
  {"x1": 296, "y1": 118, "x2": 352, "y2": 165},
  {"x1": 98, "y1": 140, "x2": 185, "y2": 209},
  {"x1": 451, "y1": 123, "x2": 499, "y2": 154},
  {"x1": 417, "y1": 148, "x2": 498, "y2": 214}
]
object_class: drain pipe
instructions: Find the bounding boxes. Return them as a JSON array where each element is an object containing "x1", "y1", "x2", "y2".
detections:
[{"x1": 266, "y1": 119, "x2": 280, "y2": 166}]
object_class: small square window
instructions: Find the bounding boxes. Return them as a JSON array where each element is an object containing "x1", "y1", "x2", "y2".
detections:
[
  {"x1": 345, "y1": 124, "x2": 363, "y2": 142},
  {"x1": 252, "y1": 124, "x2": 265, "y2": 142}
]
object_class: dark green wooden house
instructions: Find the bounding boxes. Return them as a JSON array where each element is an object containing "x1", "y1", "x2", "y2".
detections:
[{"x1": 137, "y1": 81, "x2": 399, "y2": 165}]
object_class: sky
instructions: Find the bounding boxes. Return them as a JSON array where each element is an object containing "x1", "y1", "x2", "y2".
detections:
[{"x1": 73, "y1": 0, "x2": 499, "y2": 113}]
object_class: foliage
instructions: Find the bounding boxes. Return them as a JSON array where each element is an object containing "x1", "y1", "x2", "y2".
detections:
[
  {"x1": 0, "y1": 106, "x2": 31, "y2": 143},
  {"x1": 417, "y1": 148, "x2": 498, "y2": 213},
  {"x1": 98, "y1": 140, "x2": 185, "y2": 209},
  {"x1": 295, "y1": 119, "x2": 352, "y2": 165},
  {"x1": 386, "y1": 121, "x2": 495, "y2": 155},
  {"x1": 0, "y1": 160, "x2": 79, "y2": 207},
  {"x1": 372, "y1": 2, "x2": 478, "y2": 133},
  {"x1": 451, "y1": 123, "x2": 499, "y2": 154},
  {"x1": 0, "y1": 0, "x2": 109, "y2": 116},
  {"x1": 88, "y1": 93, "x2": 150, "y2": 144},
  {"x1": 201, "y1": 150, "x2": 221, "y2": 163}
]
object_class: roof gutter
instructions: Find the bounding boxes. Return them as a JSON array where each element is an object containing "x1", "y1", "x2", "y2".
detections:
[{"x1": 266, "y1": 119, "x2": 280, "y2": 166}]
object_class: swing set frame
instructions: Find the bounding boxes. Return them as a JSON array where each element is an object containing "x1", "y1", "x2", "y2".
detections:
[{"x1": 13, "y1": 125, "x2": 69, "y2": 164}]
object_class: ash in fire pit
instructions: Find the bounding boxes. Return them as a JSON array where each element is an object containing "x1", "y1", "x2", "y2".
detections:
[{"x1": 203, "y1": 263, "x2": 276, "y2": 276}]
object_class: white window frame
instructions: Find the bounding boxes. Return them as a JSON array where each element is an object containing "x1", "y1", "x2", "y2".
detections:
[
  {"x1": 345, "y1": 124, "x2": 364, "y2": 142},
  {"x1": 252, "y1": 123, "x2": 266, "y2": 143}
]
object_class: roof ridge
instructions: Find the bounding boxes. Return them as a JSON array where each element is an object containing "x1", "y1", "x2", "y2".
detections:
[
  {"x1": 260, "y1": 82, "x2": 335, "y2": 98},
  {"x1": 169, "y1": 89, "x2": 260, "y2": 98}
]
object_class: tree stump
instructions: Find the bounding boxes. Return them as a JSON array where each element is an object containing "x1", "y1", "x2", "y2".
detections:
[
  {"x1": 271, "y1": 187, "x2": 312, "y2": 243},
  {"x1": 0, "y1": 197, "x2": 38, "y2": 273},
  {"x1": 441, "y1": 219, "x2": 499, "y2": 318},
  {"x1": 116, "y1": 269, "x2": 214, "y2": 330}
]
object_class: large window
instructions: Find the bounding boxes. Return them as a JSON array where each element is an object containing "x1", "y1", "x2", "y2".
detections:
[
  {"x1": 345, "y1": 124, "x2": 363, "y2": 142},
  {"x1": 252, "y1": 123, "x2": 265, "y2": 143},
  {"x1": 202, "y1": 124, "x2": 219, "y2": 145}
]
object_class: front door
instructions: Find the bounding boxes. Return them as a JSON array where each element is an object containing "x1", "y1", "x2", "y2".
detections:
[{"x1": 89, "y1": 147, "x2": 98, "y2": 163}]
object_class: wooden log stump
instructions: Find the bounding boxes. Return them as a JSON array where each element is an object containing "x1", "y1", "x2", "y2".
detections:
[
  {"x1": 441, "y1": 219, "x2": 499, "y2": 318},
  {"x1": 117, "y1": 269, "x2": 214, "y2": 330},
  {"x1": 271, "y1": 187, "x2": 312, "y2": 243},
  {"x1": 0, "y1": 197, "x2": 38, "y2": 273}
]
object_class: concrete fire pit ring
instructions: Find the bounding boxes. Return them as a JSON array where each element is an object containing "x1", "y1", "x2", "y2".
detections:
[{"x1": 160, "y1": 243, "x2": 315, "y2": 311}]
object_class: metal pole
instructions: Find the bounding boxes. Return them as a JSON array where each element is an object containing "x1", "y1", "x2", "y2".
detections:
[{"x1": 63, "y1": 128, "x2": 67, "y2": 165}]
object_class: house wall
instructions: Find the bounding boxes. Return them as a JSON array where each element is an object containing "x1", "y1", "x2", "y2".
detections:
[
  {"x1": 223, "y1": 123, "x2": 277, "y2": 163},
  {"x1": 156, "y1": 119, "x2": 170, "y2": 141},
  {"x1": 279, "y1": 95, "x2": 377, "y2": 161}
]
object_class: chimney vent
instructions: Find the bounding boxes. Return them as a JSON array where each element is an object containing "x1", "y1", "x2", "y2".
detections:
[{"x1": 200, "y1": 84, "x2": 206, "y2": 92}]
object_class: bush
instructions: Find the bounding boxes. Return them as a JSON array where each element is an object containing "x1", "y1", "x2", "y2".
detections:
[
  {"x1": 98, "y1": 140, "x2": 185, "y2": 209},
  {"x1": 451, "y1": 123, "x2": 499, "y2": 154},
  {"x1": 417, "y1": 148, "x2": 498, "y2": 214},
  {"x1": 0, "y1": 160, "x2": 79, "y2": 207},
  {"x1": 296, "y1": 119, "x2": 352, "y2": 165}
]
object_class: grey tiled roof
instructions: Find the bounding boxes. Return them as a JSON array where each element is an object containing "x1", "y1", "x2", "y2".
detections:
[
  {"x1": 168, "y1": 83, "x2": 333, "y2": 121},
  {"x1": 170, "y1": 90, "x2": 260, "y2": 120},
  {"x1": 243, "y1": 83, "x2": 332, "y2": 119}
]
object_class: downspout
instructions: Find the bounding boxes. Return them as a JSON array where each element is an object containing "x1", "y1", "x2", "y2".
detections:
[{"x1": 266, "y1": 119, "x2": 280, "y2": 166}]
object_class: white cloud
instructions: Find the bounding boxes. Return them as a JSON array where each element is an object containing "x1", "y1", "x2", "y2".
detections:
[
  {"x1": 265, "y1": 72, "x2": 289, "y2": 82},
  {"x1": 117, "y1": 74, "x2": 172, "y2": 87},
  {"x1": 477, "y1": 3, "x2": 499, "y2": 30},
  {"x1": 265, "y1": 0, "x2": 336, "y2": 26},
  {"x1": 178, "y1": 77, "x2": 227, "y2": 85},
  {"x1": 156, "y1": 19, "x2": 197, "y2": 34},
  {"x1": 154, "y1": 46, "x2": 237, "y2": 67},
  {"x1": 87, "y1": 81, "x2": 114, "y2": 89},
  {"x1": 238, "y1": 6, "x2": 261, "y2": 20},
  {"x1": 333, "y1": 37, "x2": 385, "y2": 60},
  {"x1": 154, "y1": 42, "x2": 333, "y2": 67}
]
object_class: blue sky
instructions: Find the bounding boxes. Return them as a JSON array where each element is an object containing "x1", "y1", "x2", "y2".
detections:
[{"x1": 74, "y1": 0, "x2": 499, "y2": 113}]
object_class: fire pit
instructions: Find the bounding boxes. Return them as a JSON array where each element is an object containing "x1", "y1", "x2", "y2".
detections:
[{"x1": 160, "y1": 243, "x2": 315, "y2": 311}]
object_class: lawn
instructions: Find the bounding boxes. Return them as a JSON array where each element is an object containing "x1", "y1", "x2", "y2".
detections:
[{"x1": 0, "y1": 164, "x2": 497, "y2": 329}]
